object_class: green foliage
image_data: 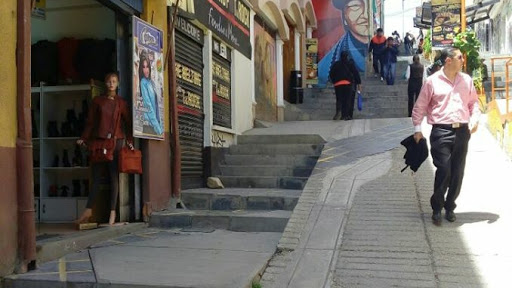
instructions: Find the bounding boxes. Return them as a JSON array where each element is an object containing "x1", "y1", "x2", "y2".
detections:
[
  {"x1": 423, "y1": 29, "x2": 432, "y2": 60},
  {"x1": 252, "y1": 282, "x2": 262, "y2": 288},
  {"x1": 453, "y1": 30, "x2": 482, "y2": 74}
]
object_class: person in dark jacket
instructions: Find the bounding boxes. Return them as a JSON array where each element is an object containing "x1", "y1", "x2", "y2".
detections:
[
  {"x1": 330, "y1": 52, "x2": 361, "y2": 120},
  {"x1": 368, "y1": 28, "x2": 386, "y2": 80},
  {"x1": 381, "y1": 37, "x2": 399, "y2": 85},
  {"x1": 406, "y1": 55, "x2": 425, "y2": 117}
]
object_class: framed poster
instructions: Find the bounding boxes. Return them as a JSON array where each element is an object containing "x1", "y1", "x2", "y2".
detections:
[
  {"x1": 431, "y1": 0, "x2": 461, "y2": 48},
  {"x1": 32, "y1": 0, "x2": 46, "y2": 19},
  {"x1": 132, "y1": 16, "x2": 165, "y2": 140},
  {"x1": 305, "y1": 39, "x2": 319, "y2": 85}
]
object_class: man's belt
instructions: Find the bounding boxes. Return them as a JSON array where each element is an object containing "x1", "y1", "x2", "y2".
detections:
[{"x1": 433, "y1": 123, "x2": 468, "y2": 129}]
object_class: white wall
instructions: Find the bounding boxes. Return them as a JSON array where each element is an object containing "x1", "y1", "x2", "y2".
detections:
[
  {"x1": 232, "y1": 51, "x2": 255, "y2": 134},
  {"x1": 32, "y1": 0, "x2": 115, "y2": 43}
]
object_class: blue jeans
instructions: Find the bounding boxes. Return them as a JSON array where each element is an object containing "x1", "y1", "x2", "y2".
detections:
[{"x1": 382, "y1": 62, "x2": 396, "y2": 85}]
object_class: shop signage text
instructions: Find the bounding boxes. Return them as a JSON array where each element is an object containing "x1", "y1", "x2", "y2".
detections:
[
  {"x1": 194, "y1": 0, "x2": 251, "y2": 59},
  {"x1": 176, "y1": 16, "x2": 204, "y2": 44}
]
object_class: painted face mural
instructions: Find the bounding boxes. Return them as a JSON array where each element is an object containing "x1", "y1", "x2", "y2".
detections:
[{"x1": 314, "y1": 0, "x2": 371, "y2": 87}]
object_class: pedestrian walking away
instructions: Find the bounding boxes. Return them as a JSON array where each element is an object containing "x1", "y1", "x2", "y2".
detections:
[
  {"x1": 411, "y1": 47, "x2": 480, "y2": 225},
  {"x1": 405, "y1": 54, "x2": 425, "y2": 117},
  {"x1": 330, "y1": 51, "x2": 361, "y2": 120},
  {"x1": 368, "y1": 28, "x2": 386, "y2": 81},
  {"x1": 381, "y1": 37, "x2": 399, "y2": 85}
]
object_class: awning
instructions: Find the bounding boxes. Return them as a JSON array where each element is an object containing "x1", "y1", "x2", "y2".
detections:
[
  {"x1": 415, "y1": 0, "x2": 502, "y2": 28},
  {"x1": 466, "y1": 0, "x2": 501, "y2": 25}
]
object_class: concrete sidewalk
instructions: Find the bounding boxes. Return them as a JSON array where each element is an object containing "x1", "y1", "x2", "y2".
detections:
[
  {"x1": 261, "y1": 121, "x2": 512, "y2": 288},
  {"x1": 5, "y1": 229, "x2": 281, "y2": 288}
]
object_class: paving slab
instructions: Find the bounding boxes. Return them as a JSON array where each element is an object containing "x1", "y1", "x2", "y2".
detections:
[{"x1": 5, "y1": 229, "x2": 281, "y2": 288}]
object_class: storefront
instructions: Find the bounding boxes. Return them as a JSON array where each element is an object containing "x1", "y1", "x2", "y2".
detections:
[
  {"x1": 174, "y1": 14, "x2": 206, "y2": 189},
  {"x1": 30, "y1": 0, "x2": 144, "y2": 224},
  {"x1": 254, "y1": 15, "x2": 278, "y2": 122}
]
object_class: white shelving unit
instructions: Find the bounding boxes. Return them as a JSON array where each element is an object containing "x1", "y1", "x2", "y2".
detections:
[{"x1": 32, "y1": 83, "x2": 102, "y2": 223}]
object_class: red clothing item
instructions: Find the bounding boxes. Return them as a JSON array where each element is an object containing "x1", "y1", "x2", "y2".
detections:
[
  {"x1": 81, "y1": 95, "x2": 133, "y2": 143},
  {"x1": 57, "y1": 38, "x2": 79, "y2": 81},
  {"x1": 334, "y1": 80, "x2": 351, "y2": 86},
  {"x1": 412, "y1": 69, "x2": 480, "y2": 131}
]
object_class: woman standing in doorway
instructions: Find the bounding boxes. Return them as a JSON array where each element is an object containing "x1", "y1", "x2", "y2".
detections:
[{"x1": 76, "y1": 73, "x2": 134, "y2": 225}]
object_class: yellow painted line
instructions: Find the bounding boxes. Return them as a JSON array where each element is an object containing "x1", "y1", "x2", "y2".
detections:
[
  {"x1": 58, "y1": 257, "x2": 67, "y2": 282},
  {"x1": 22, "y1": 270, "x2": 93, "y2": 276},
  {"x1": 64, "y1": 259, "x2": 90, "y2": 263},
  {"x1": 317, "y1": 156, "x2": 335, "y2": 163},
  {"x1": 108, "y1": 239, "x2": 125, "y2": 244}
]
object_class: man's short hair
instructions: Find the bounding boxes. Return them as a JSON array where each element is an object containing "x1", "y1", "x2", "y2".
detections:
[
  {"x1": 376, "y1": 28, "x2": 383, "y2": 33},
  {"x1": 439, "y1": 47, "x2": 460, "y2": 65}
]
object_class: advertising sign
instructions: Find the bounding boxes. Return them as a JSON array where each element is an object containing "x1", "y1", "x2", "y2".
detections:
[
  {"x1": 431, "y1": 0, "x2": 461, "y2": 48},
  {"x1": 305, "y1": 39, "x2": 319, "y2": 85},
  {"x1": 194, "y1": 0, "x2": 251, "y2": 59},
  {"x1": 32, "y1": 0, "x2": 46, "y2": 19},
  {"x1": 132, "y1": 16, "x2": 165, "y2": 140}
]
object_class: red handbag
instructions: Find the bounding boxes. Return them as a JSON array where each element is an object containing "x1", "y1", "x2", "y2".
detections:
[
  {"x1": 119, "y1": 146, "x2": 142, "y2": 174},
  {"x1": 88, "y1": 138, "x2": 116, "y2": 163}
]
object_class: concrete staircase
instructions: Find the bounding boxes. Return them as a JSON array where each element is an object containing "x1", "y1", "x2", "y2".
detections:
[
  {"x1": 217, "y1": 134, "x2": 324, "y2": 190},
  {"x1": 150, "y1": 188, "x2": 299, "y2": 232},
  {"x1": 150, "y1": 134, "x2": 324, "y2": 233},
  {"x1": 285, "y1": 60, "x2": 411, "y2": 120}
]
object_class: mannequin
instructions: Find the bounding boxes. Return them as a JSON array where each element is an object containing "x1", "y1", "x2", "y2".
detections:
[{"x1": 76, "y1": 73, "x2": 134, "y2": 225}]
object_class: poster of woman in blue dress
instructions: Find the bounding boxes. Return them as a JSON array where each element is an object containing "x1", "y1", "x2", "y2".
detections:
[
  {"x1": 139, "y1": 53, "x2": 163, "y2": 136},
  {"x1": 316, "y1": 0, "x2": 370, "y2": 87},
  {"x1": 132, "y1": 16, "x2": 164, "y2": 140}
]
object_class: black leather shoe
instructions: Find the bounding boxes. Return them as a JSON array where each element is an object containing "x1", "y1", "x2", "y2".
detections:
[
  {"x1": 445, "y1": 211, "x2": 456, "y2": 222},
  {"x1": 432, "y1": 211, "x2": 442, "y2": 225}
]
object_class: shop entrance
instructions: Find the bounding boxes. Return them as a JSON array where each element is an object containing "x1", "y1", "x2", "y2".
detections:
[{"x1": 30, "y1": 0, "x2": 140, "y2": 234}]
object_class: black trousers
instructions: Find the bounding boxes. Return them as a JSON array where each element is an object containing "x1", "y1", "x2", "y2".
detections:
[
  {"x1": 348, "y1": 87, "x2": 356, "y2": 118},
  {"x1": 86, "y1": 139, "x2": 124, "y2": 210},
  {"x1": 372, "y1": 53, "x2": 383, "y2": 76},
  {"x1": 334, "y1": 85, "x2": 353, "y2": 118},
  {"x1": 429, "y1": 125, "x2": 471, "y2": 212},
  {"x1": 408, "y1": 79, "x2": 423, "y2": 117}
]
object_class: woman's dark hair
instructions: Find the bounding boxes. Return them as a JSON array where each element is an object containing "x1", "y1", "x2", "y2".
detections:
[
  {"x1": 413, "y1": 55, "x2": 420, "y2": 63},
  {"x1": 139, "y1": 54, "x2": 152, "y2": 79},
  {"x1": 340, "y1": 51, "x2": 350, "y2": 63}
]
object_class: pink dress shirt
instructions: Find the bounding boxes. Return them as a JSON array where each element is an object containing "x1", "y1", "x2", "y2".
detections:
[{"x1": 412, "y1": 69, "x2": 480, "y2": 132}]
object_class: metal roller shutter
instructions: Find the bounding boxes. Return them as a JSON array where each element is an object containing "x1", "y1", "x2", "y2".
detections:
[
  {"x1": 175, "y1": 31, "x2": 204, "y2": 189},
  {"x1": 212, "y1": 51, "x2": 232, "y2": 128}
]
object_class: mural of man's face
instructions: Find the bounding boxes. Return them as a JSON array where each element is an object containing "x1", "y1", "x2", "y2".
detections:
[{"x1": 344, "y1": 0, "x2": 368, "y2": 43}]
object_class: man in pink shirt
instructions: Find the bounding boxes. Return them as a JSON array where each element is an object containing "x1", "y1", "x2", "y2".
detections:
[{"x1": 412, "y1": 47, "x2": 480, "y2": 225}]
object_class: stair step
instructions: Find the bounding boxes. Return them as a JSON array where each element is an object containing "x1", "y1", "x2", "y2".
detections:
[
  {"x1": 223, "y1": 154, "x2": 319, "y2": 166},
  {"x1": 219, "y1": 176, "x2": 308, "y2": 189},
  {"x1": 229, "y1": 143, "x2": 322, "y2": 155},
  {"x1": 219, "y1": 165, "x2": 313, "y2": 177},
  {"x1": 181, "y1": 188, "x2": 301, "y2": 211},
  {"x1": 150, "y1": 210, "x2": 292, "y2": 232},
  {"x1": 238, "y1": 134, "x2": 325, "y2": 145}
]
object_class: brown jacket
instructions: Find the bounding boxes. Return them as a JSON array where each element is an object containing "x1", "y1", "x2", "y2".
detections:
[{"x1": 81, "y1": 95, "x2": 133, "y2": 143}]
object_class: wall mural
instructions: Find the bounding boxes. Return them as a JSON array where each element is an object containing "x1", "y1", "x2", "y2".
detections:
[
  {"x1": 254, "y1": 21, "x2": 278, "y2": 121},
  {"x1": 313, "y1": 0, "x2": 370, "y2": 87}
]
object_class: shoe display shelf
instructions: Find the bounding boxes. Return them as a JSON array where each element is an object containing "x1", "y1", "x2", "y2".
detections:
[{"x1": 32, "y1": 81, "x2": 103, "y2": 223}]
